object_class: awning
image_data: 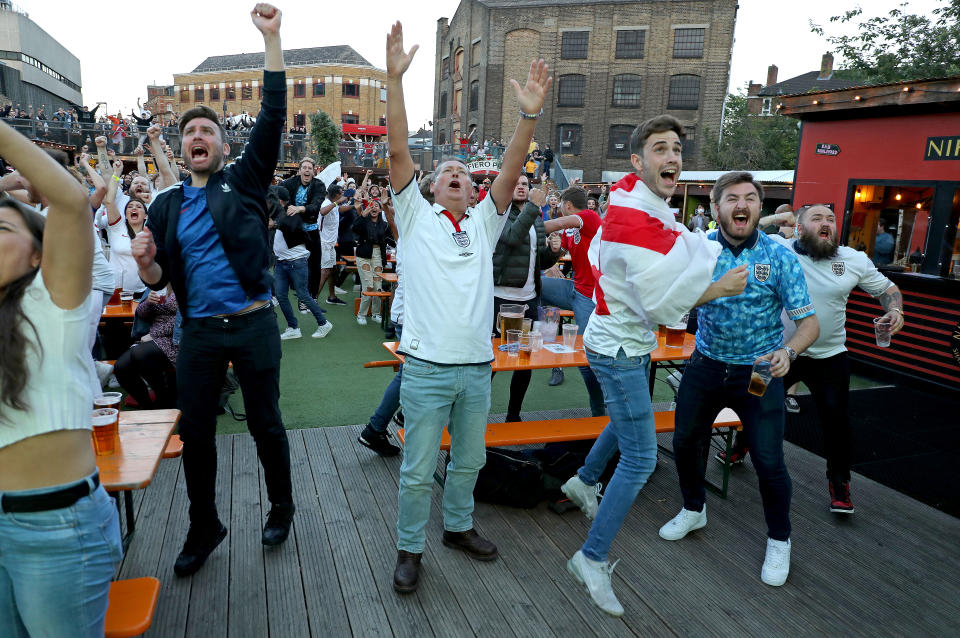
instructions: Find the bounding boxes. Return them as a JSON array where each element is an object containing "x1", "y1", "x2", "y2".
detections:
[{"x1": 342, "y1": 124, "x2": 386, "y2": 136}]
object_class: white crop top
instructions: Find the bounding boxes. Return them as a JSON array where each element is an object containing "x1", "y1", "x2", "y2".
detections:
[{"x1": 0, "y1": 272, "x2": 96, "y2": 450}]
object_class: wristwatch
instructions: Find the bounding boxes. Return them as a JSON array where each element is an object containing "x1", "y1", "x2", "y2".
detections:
[{"x1": 781, "y1": 346, "x2": 797, "y2": 362}]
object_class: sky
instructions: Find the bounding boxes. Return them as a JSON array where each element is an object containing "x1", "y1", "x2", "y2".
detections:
[{"x1": 25, "y1": 0, "x2": 947, "y2": 128}]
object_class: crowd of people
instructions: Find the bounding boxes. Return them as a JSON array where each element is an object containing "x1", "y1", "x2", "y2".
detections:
[{"x1": 0, "y1": 4, "x2": 908, "y2": 635}]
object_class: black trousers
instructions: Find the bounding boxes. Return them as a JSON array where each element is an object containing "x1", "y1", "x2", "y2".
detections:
[
  {"x1": 177, "y1": 304, "x2": 292, "y2": 528},
  {"x1": 783, "y1": 352, "x2": 852, "y2": 481},
  {"x1": 492, "y1": 296, "x2": 540, "y2": 420},
  {"x1": 304, "y1": 229, "x2": 323, "y2": 299},
  {"x1": 114, "y1": 340, "x2": 177, "y2": 409}
]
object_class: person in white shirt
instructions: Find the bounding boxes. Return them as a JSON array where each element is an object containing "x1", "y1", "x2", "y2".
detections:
[
  {"x1": 272, "y1": 221, "x2": 332, "y2": 339},
  {"x1": 385, "y1": 20, "x2": 552, "y2": 595},
  {"x1": 721, "y1": 204, "x2": 904, "y2": 514}
]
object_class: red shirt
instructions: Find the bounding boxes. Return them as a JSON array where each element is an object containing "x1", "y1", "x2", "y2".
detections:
[{"x1": 562, "y1": 209, "x2": 602, "y2": 299}]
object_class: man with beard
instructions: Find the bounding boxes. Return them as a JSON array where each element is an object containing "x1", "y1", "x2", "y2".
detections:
[
  {"x1": 659, "y1": 171, "x2": 820, "y2": 588},
  {"x1": 718, "y1": 204, "x2": 903, "y2": 513},
  {"x1": 131, "y1": 3, "x2": 295, "y2": 577}
]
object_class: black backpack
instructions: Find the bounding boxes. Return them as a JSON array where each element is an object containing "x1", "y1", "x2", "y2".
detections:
[{"x1": 445, "y1": 448, "x2": 543, "y2": 509}]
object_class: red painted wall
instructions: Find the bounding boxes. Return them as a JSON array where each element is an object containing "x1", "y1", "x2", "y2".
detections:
[{"x1": 792, "y1": 112, "x2": 960, "y2": 215}]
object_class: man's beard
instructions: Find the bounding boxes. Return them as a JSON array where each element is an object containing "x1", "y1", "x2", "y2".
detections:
[{"x1": 798, "y1": 232, "x2": 838, "y2": 260}]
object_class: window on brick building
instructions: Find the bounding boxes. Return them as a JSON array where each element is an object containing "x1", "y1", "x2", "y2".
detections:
[
  {"x1": 470, "y1": 80, "x2": 479, "y2": 111},
  {"x1": 471, "y1": 40, "x2": 481, "y2": 65},
  {"x1": 313, "y1": 82, "x2": 325, "y2": 97},
  {"x1": 343, "y1": 83, "x2": 360, "y2": 98},
  {"x1": 561, "y1": 31, "x2": 589, "y2": 59},
  {"x1": 180, "y1": 88, "x2": 190, "y2": 102},
  {"x1": 608, "y1": 125, "x2": 634, "y2": 158},
  {"x1": 556, "y1": 124, "x2": 583, "y2": 155},
  {"x1": 209, "y1": 86, "x2": 220, "y2": 101},
  {"x1": 379, "y1": 116, "x2": 386, "y2": 126},
  {"x1": 668, "y1": 74, "x2": 700, "y2": 109},
  {"x1": 439, "y1": 92, "x2": 447, "y2": 117},
  {"x1": 673, "y1": 28, "x2": 705, "y2": 58},
  {"x1": 682, "y1": 125, "x2": 697, "y2": 155},
  {"x1": 557, "y1": 74, "x2": 586, "y2": 107},
  {"x1": 294, "y1": 113, "x2": 305, "y2": 128},
  {"x1": 241, "y1": 85, "x2": 252, "y2": 100},
  {"x1": 342, "y1": 113, "x2": 359, "y2": 124},
  {"x1": 194, "y1": 87, "x2": 204, "y2": 102},
  {"x1": 293, "y1": 83, "x2": 305, "y2": 98},
  {"x1": 616, "y1": 30, "x2": 645, "y2": 59},
  {"x1": 258, "y1": 86, "x2": 263, "y2": 99},
  {"x1": 226, "y1": 86, "x2": 235, "y2": 100},
  {"x1": 612, "y1": 74, "x2": 642, "y2": 107},
  {"x1": 442, "y1": 58, "x2": 450, "y2": 79}
]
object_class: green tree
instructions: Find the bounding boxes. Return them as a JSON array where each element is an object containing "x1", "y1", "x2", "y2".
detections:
[
  {"x1": 700, "y1": 90, "x2": 800, "y2": 170},
  {"x1": 308, "y1": 110, "x2": 340, "y2": 165},
  {"x1": 811, "y1": 0, "x2": 960, "y2": 84}
]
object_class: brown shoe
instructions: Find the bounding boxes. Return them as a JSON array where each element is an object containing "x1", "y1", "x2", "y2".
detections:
[
  {"x1": 393, "y1": 550, "x2": 422, "y2": 593},
  {"x1": 442, "y1": 528, "x2": 498, "y2": 561}
]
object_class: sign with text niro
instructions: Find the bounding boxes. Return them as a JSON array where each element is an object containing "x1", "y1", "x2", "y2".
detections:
[
  {"x1": 925, "y1": 136, "x2": 960, "y2": 161},
  {"x1": 815, "y1": 143, "x2": 841, "y2": 156}
]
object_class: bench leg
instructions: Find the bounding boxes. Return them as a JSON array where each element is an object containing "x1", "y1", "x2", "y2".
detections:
[{"x1": 703, "y1": 427, "x2": 736, "y2": 499}]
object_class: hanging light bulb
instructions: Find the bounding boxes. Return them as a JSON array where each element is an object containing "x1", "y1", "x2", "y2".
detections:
[
  {"x1": 895, "y1": 193, "x2": 902, "y2": 201},
  {"x1": 916, "y1": 202, "x2": 922, "y2": 209}
]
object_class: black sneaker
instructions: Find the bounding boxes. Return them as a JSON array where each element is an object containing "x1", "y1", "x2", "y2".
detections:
[
  {"x1": 392, "y1": 411, "x2": 404, "y2": 428},
  {"x1": 262, "y1": 503, "x2": 296, "y2": 545},
  {"x1": 298, "y1": 300, "x2": 309, "y2": 315},
  {"x1": 548, "y1": 368, "x2": 564, "y2": 386},
  {"x1": 325, "y1": 297, "x2": 347, "y2": 306},
  {"x1": 784, "y1": 395, "x2": 800, "y2": 413},
  {"x1": 174, "y1": 521, "x2": 228, "y2": 577},
  {"x1": 358, "y1": 424, "x2": 401, "y2": 457}
]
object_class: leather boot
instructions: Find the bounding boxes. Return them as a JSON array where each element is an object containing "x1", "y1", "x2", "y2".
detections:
[
  {"x1": 442, "y1": 528, "x2": 498, "y2": 561},
  {"x1": 393, "y1": 550, "x2": 422, "y2": 593}
]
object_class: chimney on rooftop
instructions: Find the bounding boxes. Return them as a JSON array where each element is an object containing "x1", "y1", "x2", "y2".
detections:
[
  {"x1": 819, "y1": 52, "x2": 834, "y2": 80},
  {"x1": 766, "y1": 65, "x2": 778, "y2": 87}
]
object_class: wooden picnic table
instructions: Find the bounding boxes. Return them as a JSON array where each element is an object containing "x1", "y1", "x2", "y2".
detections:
[
  {"x1": 102, "y1": 302, "x2": 138, "y2": 319},
  {"x1": 379, "y1": 271, "x2": 398, "y2": 284},
  {"x1": 98, "y1": 408, "x2": 180, "y2": 549}
]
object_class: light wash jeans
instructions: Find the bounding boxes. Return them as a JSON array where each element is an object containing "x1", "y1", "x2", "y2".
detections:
[
  {"x1": 539, "y1": 277, "x2": 605, "y2": 416},
  {"x1": 397, "y1": 358, "x2": 491, "y2": 553},
  {"x1": 0, "y1": 476, "x2": 122, "y2": 638},
  {"x1": 578, "y1": 348, "x2": 657, "y2": 562}
]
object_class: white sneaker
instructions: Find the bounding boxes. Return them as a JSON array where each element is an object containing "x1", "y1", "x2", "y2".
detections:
[
  {"x1": 666, "y1": 370, "x2": 683, "y2": 391},
  {"x1": 279, "y1": 327, "x2": 302, "y2": 340},
  {"x1": 659, "y1": 506, "x2": 707, "y2": 541},
  {"x1": 334, "y1": 286, "x2": 347, "y2": 295},
  {"x1": 271, "y1": 296, "x2": 279, "y2": 307},
  {"x1": 94, "y1": 360, "x2": 114, "y2": 387},
  {"x1": 561, "y1": 475, "x2": 599, "y2": 520},
  {"x1": 356, "y1": 314, "x2": 367, "y2": 326},
  {"x1": 312, "y1": 321, "x2": 333, "y2": 338},
  {"x1": 353, "y1": 284, "x2": 362, "y2": 291},
  {"x1": 371, "y1": 313, "x2": 382, "y2": 323},
  {"x1": 107, "y1": 374, "x2": 121, "y2": 389},
  {"x1": 761, "y1": 538, "x2": 791, "y2": 586},
  {"x1": 567, "y1": 550, "x2": 624, "y2": 617}
]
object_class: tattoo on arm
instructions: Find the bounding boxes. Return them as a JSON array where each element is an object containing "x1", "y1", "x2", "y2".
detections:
[{"x1": 879, "y1": 289, "x2": 902, "y2": 312}]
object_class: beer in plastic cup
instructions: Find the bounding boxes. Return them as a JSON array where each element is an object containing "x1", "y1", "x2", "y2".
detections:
[
  {"x1": 658, "y1": 324, "x2": 667, "y2": 341},
  {"x1": 747, "y1": 360, "x2": 773, "y2": 397},
  {"x1": 665, "y1": 314, "x2": 689, "y2": 348},
  {"x1": 518, "y1": 333, "x2": 533, "y2": 360},
  {"x1": 91, "y1": 408, "x2": 119, "y2": 456},
  {"x1": 505, "y1": 329, "x2": 522, "y2": 357},
  {"x1": 562, "y1": 323, "x2": 578, "y2": 349},
  {"x1": 94, "y1": 391, "x2": 122, "y2": 412},
  {"x1": 873, "y1": 317, "x2": 893, "y2": 347},
  {"x1": 120, "y1": 290, "x2": 134, "y2": 309}
]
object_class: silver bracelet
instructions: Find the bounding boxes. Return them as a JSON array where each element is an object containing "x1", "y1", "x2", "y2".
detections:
[{"x1": 520, "y1": 108, "x2": 542, "y2": 120}]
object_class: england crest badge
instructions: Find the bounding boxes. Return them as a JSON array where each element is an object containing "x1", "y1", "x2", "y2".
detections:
[
  {"x1": 754, "y1": 263, "x2": 771, "y2": 282},
  {"x1": 831, "y1": 261, "x2": 845, "y2": 277}
]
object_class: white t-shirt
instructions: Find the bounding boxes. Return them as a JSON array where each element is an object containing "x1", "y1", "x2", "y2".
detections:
[
  {"x1": 390, "y1": 179, "x2": 507, "y2": 364},
  {"x1": 106, "y1": 217, "x2": 147, "y2": 292},
  {"x1": 493, "y1": 226, "x2": 537, "y2": 302},
  {"x1": 91, "y1": 223, "x2": 115, "y2": 294},
  {"x1": 771, "y1": 235, "x2": 893, "y2": 359},
  {"x1": 319, "y1": 198, "x2": 340, "y2": 244},
  {"x1": 273, "y1": 229, "x2": 310, "y2": 261},
  {"x1": 390, "y1": 240, "x2": 404, "y2": 325}
]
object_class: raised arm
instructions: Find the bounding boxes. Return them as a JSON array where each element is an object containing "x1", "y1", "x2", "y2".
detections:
[
  {"x1": 104, "y1": 159, "x2": 124, "y2": 225},
  {"x1": 135, "y1": 144, "x2": 148, "y2": 176},
  {"x1": 489, "y1": 60, "x2": 552, "y2": 213},
  {"x1": 385, "y1": 21, "x2": 419, "y2": 191},
  {"x1": 0, "y1": 119, "x2": 91, "y2": 308},
  {"x1": 146, "y1": 124, "x2": 178, "y2": 189},
  {"x1": 95, "y1": 136, "x2": 110, "y2": 178},
  {"x1": 79, "y1": 153, "x2": 107, "y2": 209}
]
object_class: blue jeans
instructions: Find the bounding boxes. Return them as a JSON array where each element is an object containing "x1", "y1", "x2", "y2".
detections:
[
  {"x1": 369, "y1": 323, "x2": 402, "y2": 433},
  {"x1": 0, "y1": 477, "x2": 122, "y2": 638},
  {"x1": 674, "y1": 349, "x2": 791, "y2": 541},
  {"x1": 273, "y1": 257, "x2": 327, "y2": 329},
  {"x1": 577, "y1": 349, "x2": 657, "y2": 562},
  {"x1": 397, "y1": 359, "x2": 491, "y2": 553},
  {"x1": 539, "y1": 277, "x2": 605, "y2": 416}
]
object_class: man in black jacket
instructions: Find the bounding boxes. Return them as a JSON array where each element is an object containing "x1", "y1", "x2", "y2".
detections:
[
  {"x1": 279, "y1": 158, "x2": 326, "y2": 305},
  {"x1": 131, "y1": 3, "x2": 294, "y2": 578}
]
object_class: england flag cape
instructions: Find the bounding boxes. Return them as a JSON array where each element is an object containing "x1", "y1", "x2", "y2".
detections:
[{"x1": 587, "y1": 173, "x2": 721, "y2": 337}]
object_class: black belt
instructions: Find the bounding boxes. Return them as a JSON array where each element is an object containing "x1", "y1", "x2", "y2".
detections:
[{"x1": 1, "y1": 474, "x2": 100, "y2": 513}]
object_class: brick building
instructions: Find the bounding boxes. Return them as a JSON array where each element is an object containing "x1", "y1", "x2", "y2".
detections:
[
  {"x1": 434, "y1": 0, "x2": 737, "y2": 180},
  {"x1": 172, "y1": 46, "x2": 386, "y2": 134},
  {"x1": 144, "y1": 84, "x2": 174, "y2": 119},
  {"x1": 746, "y1": 53, "x2": 861, "y2": 116}
]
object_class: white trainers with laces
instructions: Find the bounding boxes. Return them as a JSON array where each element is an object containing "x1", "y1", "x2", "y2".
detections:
[
  {"x1": 371, "y1": 314, "x2": 382, "y2": 323},
  {"x1": 94, "y1": 361, "x2": 114, "y2": 388},
  {"x1": 312, "y1": 322, "x2": 333, "y2": 338},
  {"x1": 334, "y1": 286, "x2": 347, "y2": 295},
  {"x1": 761, "y1": 537, "x2": 791, "y2": 586},
  {"x1": 279, "y1": 327, "x2": 302, "y2": 340},
  {"x1": 560, "y1": 475, "x2": 599, "y2": 520},
  {"x1": 659, "y1": 505, "x2": 707, "y2": 540},
  {"x1": 567, "y1": 550, "x2": 624, "y2": 617},
  {"x1": 356, "y1": 315, "x2": 368, "y2": 326}
]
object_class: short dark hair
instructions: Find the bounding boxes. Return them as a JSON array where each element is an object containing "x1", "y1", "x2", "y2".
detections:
[
  {"x1": 179, "y1": 105, "x2": 226, "y2": 140},
  {"x1": 559, "y1": 186, "x2": 588, "y2": 210},
  {"x1": 327, "y1": 183, "x2": 343, "y2": 199},
  {"x1": 711, "y1": 171, "x2": 764, "y2": 204},
  {"x1": 630, "y1": 115, "x2": 684, "y2": 156}
]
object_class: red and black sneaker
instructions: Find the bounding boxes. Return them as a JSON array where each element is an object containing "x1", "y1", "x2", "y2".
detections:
[
  {"x1": 829, "y1": 479, "x2": 855, "y2": 514},
  {"x1": 714, "y1": 446, "x2": 749, "y2": 466}
]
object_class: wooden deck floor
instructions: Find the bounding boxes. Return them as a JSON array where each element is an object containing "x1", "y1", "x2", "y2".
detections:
[{"x1": 118, "y1": 425, "x2": 960, "y2": 638}]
